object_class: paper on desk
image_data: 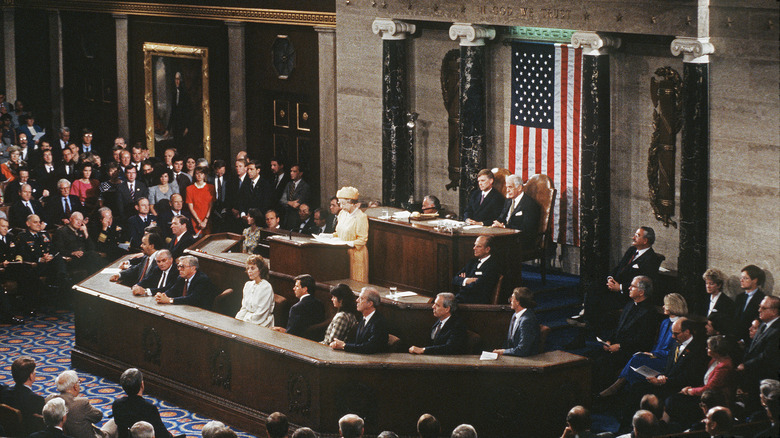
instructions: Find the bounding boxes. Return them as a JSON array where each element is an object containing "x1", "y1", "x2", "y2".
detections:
[
  {"x1": 393, "y1": 291, "x2": 417, "y2": 298},
  {"x1": 312, "y1": 234, "x2": 350, "y2": 246},
  {"x1": 480, "y1": 351, "x2": 499, "y2": 361},
  {"x1": 631, "y1": 365, "x2": 661, "y2": 378},
  {"x1": 101, "y1": 268, "x2": 121, "y2": 274},
  {"x1": 462, "y1": 225, "x2": 482, "y2": 230},
  {"x1": 392, "y1": 211, "x2": 411, "y2": 220}
]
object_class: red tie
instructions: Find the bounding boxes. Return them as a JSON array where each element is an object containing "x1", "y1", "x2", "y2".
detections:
[
  {"x1": 182, "y1": 280, "x2": 188, "y2": 297},
  {"x1": 140, "y1": 258, "x2": 150, "y2": 279},
  {"x1": 629, "y1": 251, "x2": 639, "y2": 263}
]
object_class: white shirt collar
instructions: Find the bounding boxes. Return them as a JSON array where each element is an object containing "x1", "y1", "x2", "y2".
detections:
[
  {"x1": 363, "y1": 309, "x2": 376, "y2": 325},
  {"x1": 765, "y1": 316, "x2": 779, "y2": 328},
  {"x1": 635, "y1": 247, "x2": 650, "y2": 258},
  {"x1": 439, "y1": 315, "x2": 451, "y2": 326}
]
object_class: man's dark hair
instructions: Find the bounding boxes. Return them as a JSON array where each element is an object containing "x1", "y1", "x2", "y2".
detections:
[
  {"x1": 212, "y1": 159, "x2": 226, "y2": 170},
  {"x1": 741, "y1": 264, "x2": 766, "y2": 287},
  {"x1": 11, "y1": 356, "x2": 36, "y2": 385},
  {"x1": 146, "y1": 232, "x2": 165, "y2": 250},
  {"x1": 120, "y1": 368, "x2": 143, "y2": 395},
  {"x1": 270, "y1": 156, "x2": 285, "y2": 167},
  {"x1": 291, "y1": 427, "x2": 316, "y2": 438},
  {"x1": 82, "y1": 128, "x2": 93, "y2": 136},
  {"x1": 700, "y1": 389, "x2": 726, "y2": 411},
  {"x1": 294, "y1": 274, "x2": 315, "y2": 292},
  {"x1": 172, "y1": 155, "x2": 184, "y2": 164},
  {"x1": 417, "y1": 413, "x2": 440, "y2": 438},
  {"x1": 265, "y1": 412, "x2": 288, "y2": 438},
  {"x1": 640, "y1": 226, "x2": 655, "y2": 245}
]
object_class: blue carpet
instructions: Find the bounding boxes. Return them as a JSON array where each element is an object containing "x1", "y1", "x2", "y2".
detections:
[{"x1": 0, "y1": 310, "x2": 255, "y2": 438}]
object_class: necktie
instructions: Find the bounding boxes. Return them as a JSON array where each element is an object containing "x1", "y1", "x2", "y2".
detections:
[
  {"x1": 480, "y1": 192, "x2": 485, "y2": 205},
  {"x1": 25, "y1": 201, "x2": 33, "y2": 214},
  {"x1": 357, "y1": 319, "x2": 365, "y2": 338},
  {"x1": 674, "y1": 344, "x2": 682, "y2": 362},
  {"x1": 63, "y1": 198, "x2": 71, "y2": 216},
  {"x1": 754, "y1": 323, "x2": 767, "y2": 344},
  {"x1": 140, "y1": 258, "x2": 150, "y2": 280},
  {"x1": 629, "y1": 251, "x2": 639, "y2": 264},
  {"x1": 431, "y1": 320, "x2": 442, "y2": 340},
  {"x1": 182, "y1": 279, "x2": 189, "y2": 296},
  {"x1": 216, "y1": 178, "x2": 222, "y2": 202},
  {"x1": 508, "y1": 314, "x2": 518, "y2": 339},
  {"x1": 129, "y1": 184, "x2": 135, "y2": 200},
  {"x1": 744, "y1": 295, "x2": 753, "y2": 312},
  {"x1": 158, "y1": 271, "x2": 167, "y2": 289}
]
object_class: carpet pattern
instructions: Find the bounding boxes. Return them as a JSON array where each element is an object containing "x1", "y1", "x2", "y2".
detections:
[{"x1": 0, "y1": 310, "x2": 255, "y2": 438}]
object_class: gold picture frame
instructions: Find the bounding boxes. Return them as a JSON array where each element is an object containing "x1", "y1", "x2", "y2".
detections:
[{"x1": 143, "y1": 42, "x2": 210, "y2": 161}]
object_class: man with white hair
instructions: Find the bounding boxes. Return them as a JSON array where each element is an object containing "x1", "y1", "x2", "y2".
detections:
[
  {"x1": 46, "y1": 370, "x2": 116, "y2": 438},
  {"x1": 338, "y1": 414, "x2": 364, "y2": 438},
  {"x1": 129, "y1": 422, "x2": 154, "y2": 438},
  {"x1": 29, "y1": 397, "x2": 69, "y2": 438},
  {"x1": 54, "y1": 211, "x2": 103, "y2": 279},
  {"x1": 330, "y1": 287, "x2": 388, "y2": 354},
  {"x1": 491, "y1": 174, "x2": 541, "y2": 245},
  {"x1": 200, "y1": 420, "x2": 226, "y2": 438},
  {"x1": 451, "y1": 424, "x2": 477, "y2": 438}
]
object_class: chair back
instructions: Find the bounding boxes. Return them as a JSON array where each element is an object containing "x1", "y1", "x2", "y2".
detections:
[
  {"x1": 212, "y1": 288, "x2": 234, "y2": 316},
  {"x1": 466, "y1": 330, "x2": 483, "y2": 355},
  {"x1": 0, "y1": 403, "x2": 23, "y2": 437},
  {"x1": 538, "y1": 324, "x2": 551, "y2": 353},
  {"x1": 491, "y1": 168, "x2": 512, "y2": 197},
  {"x1": 523, "y1": 174, "x2": 556, "y2": 249}
]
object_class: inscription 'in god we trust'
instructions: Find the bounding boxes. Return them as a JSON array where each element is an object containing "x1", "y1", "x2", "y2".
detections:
[{"x1": 476, "y1": 5, "x2": 572, "y2": 20}]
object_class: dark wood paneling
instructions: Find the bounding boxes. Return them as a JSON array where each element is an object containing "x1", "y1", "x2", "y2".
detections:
[
  {"x1": 127, "y1": 16, "x2": 229, "y2": 159},
  {"x1": 15, "y1": 8, "x2": 52, "y2": 130}
]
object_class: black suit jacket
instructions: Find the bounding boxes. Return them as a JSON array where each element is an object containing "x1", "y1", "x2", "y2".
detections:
[
  {"x1": 452, "y1": 255, "x2": 501, "y2": 304},
  {"x1": 29, "y1": 426, "x2": 72, "y2": 438},
  {"x1": 4, "y1": 179, "x2": 43, "y2": 205},
  {"x1": 116, "y1": 181, "x2": 149, "y2": 222},
  {"x1": 496, "y1": 193, "x2": 542, "y2": 245},
  {"x1": 424, "y1": 314, "x2": 468, "y2": 355},
  {"x1": 285, "y1": 294, "x2": 325, "y2": 338},
  {"x1": 734, "y1": 290, "x2": 765, "y2": 344},
  {"x1": 118, "y1": 254, "x2": 157, "y2": 286},
  {"x1": 345, "y1": 311, "x2": 389, "y2": 354},
  {"x1": 611, "y1": 246, "x2": 664, "y2": 297},
  {"x1": 164, "y1": 270, "x2": 218, "y2": 310},
  {"x1": 0, "y1": 384, "x2": 45, "y2": 435},
  {"x1": 611, "y1": 299, "x2": 658, "y2": 355},
  {"x1": 269, "y1": 173, "x2": 291, "y2": 205},
  {"x1": 9, "y1": 199, "x2": 44, "y2": 228},
  {"x1": 138, "y1": 266, "x2": 178, "y2": 295},
  {"x1": 742, "y1": 320, "x2": 780, "y2": 383},
  {"x1": 112, "y1": 395, "x2": 172, "y2": 438},
  {"x1": 662, "y1": 337, "x2": 709, "y2": 391},
  {"x1": 168, "y1": 232, "x2": 195, "y2": 259},
  {"x1": 463, "y1": 188, "x2": 504, "y2": 226},
  {"x1": 126, "y1": 214, "x2": 157, "y2": 250},
  {"x1": 44, "y1": 194, "x2": 83, "y2": 226},
  {"x1": 247, "y1": 178, "x2": 273, "y2": 213},
  {"x1": 33, "y1": 165, "x2": 58, "y2": 194},
  {"x1": 295, "y1": 217, "x2": 317, "y2": 235},
  {"x1": 54, "y1": 162, "x2": 77, "y2": 183}
]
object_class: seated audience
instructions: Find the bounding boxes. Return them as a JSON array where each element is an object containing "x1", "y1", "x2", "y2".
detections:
[
  {"x1": 112, "y1": 368, "x2": 172, "y2": 438},
  {"x1": 116, "y1": 166, "x2": 149, "y2": 224},
  {"x1": 29, "y1": 398, "x2": 69, "y2": 438},
  {"x1": 321, "y1": 283, "x2": 359, "y2": 346},
  {"x1": 737, "y1": 295, "x2": 780, "y2": 409},
  {"x1": 294, "y1": 203, "x2": 316, "y2": 235},
  {"x1": 559, "y1": 405, "x2": 613, "y2": 438},
  {"x1": 330, "y1": 287, "x2": 388, "y2": 354},
  {"x1": 110, "y1": 233, "x2": 165, "y2": 286},
  {"x1": 16, "y1": 213, "x2": 68, "y2": 298},
  {"x1": 131, "y1": 250, "x2": 177, "y2": 297},
  {"x1": 235, "y1": 255, "x2": 275, "y2": 327},
  {"x1": 339, "y1": 414, "x2": 364, "y2": 438},
  {"x1": 409, "y1": 292, "x2": 468, "y2": 355},
  {"x1": 89, "y1": 207, "x2": 125, "y2": 261},
  {"x1": 703, "y1": 406, "x2": 734, "y2": 437},
  {"x1": 600, "y1": 293, "x2": 688, "y2": 397},
  {"x1": 4, "y1": 167, "x2": 43, "y2": 205},
  {"x1": 452, "y1": 235, "x2": 500, "y2": 304},
  {"x1": 0, "y1": 356, "x2": 45, "y2": 435},
  {"x1": 129, "y1": 421, "x2": 153, "y2": 438},
  {"x1": 734, "y1": 264, "x2": 766, "y2": 346},
  {"x1": 46, "y1": 179, "x2": 84, "y2": 226},
  {"x1": 54, "y1": 212, "x2": 103, "y2": 280},
  {"x1": 265, "y1": 412, "x2": 288, "y2": 438},
  {"x1": 617, "y1": 410, "x2": 657, "y2": 438},
  {"x1": 463, "y1": 168, "x2": 503, "y2": 226},
  {"x1": 684, "y1": 389, "x2": 727, "y2": 432},
  {"x1": 417, "y1": 414, "x2": 440, "y2": 438},
  {"x1": 272, "y1": 274, "x2": 325, "y2": 338},
  {"x1": 46, "y1": 370, "x2": 115, "y2": 438},
  {"x1": 126, "y1": 198, "x2": 157, "y2": 251},
  {"x1": 154, "y1": 255, "x2": 219, "y2": 309},
  {"x1": 241, "y1": 208, "x2": 263, "y2": 254},
  {"x1": 755, "y1": 379, "x2": 780, "y2": 438},
  {"x1": 493, "y1": 287, "x2": 540, "y2": 357},
  {"x1": 9, "y1": 183, "x2": 44, "y2": 228},
  {"x1": 420, "y1": 195, "x2": 442, "y2": 217},
  {"x1": 265, "y1": 209, "x2": 282, "y2": 230},
  {"x1": 71, "y1": 162, "x2": 99, "y2": 215},
  {"x1": 491, "y1": 174, "x2": 541, "y2": 246},
  {"x1": 311, "y1": 208, "x2": 329, "y2": 234}
]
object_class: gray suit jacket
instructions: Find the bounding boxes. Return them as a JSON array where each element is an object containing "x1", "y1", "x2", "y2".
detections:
[{"x1": 45, "y1": 392, "x2": 105, "y2": 438}]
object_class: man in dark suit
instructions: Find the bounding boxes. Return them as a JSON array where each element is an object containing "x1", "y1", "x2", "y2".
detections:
[
  {"x1": 0, "y1": 356, "x2": 46, "y2": 436},
  {"x1": 29, "y1": 398, "x2": 70, "y2": 438},
  {"x1": 326, "y1": 197, "x2": 340, "y2": 232},
  {"x1": 311, "y1": 208, "x2": 330, "y2": 235},
  {"x1": 45, "y1": 179, "x2": 84, "y2": 227},
  {"x1": 268, "y1": 157, "x2": 291, "y2": 205},
  {"x1": 493, "y1": 287, "x2": 541, "y2": 357},
  {"x1": 9, "y1": 183, "x2": 45, "y2": 229},
  {"x1": 116, "y1": 166, "x2": 149, "y2": 225},
  {"x1": 571, "y1": 226, "x2": 664, "y2": 327},
  {"x1": 109, "y1": 232, "x2": 166, "y2": 286},
  {"x1": 168, "y1": 215, "x2": 195, "y2": 259},
  {"x1": 112, "y1": 368, "x2": 173, "y2": 438},
  {"x1": 463, "y1": 168, "x2": 504, "y2": 226},
  {"x1": 330, "y1": 286, "x2": 388, "y2": 354},
  {"x1": 125, "y1": 198, "x2": 157, "y2": 251},
  {"x1": 209, "y1": 160, "x2": 230, "y2": 232},
  {"x1": 733, "y1": 264, "x2": 766, "y2": 346},
  {"x1": 156, "y1": 193, "x2": 191, "y2": 240},
  {"x1": 737, "y1": 295, "x2": 780, "y2": 407},
  {"x1": 452, "y1": 235, "x2": 501, "y2": 304},
  {"x1": 16, "y1": 214, "x2": 68, "y2": 301},
  {"x1": 492, "y1": 174, "x2": 542, "y2": 246},
  {"x1": 272, "y1": 274, "x2": 325, "y2": 339},
  {"x1": 33, "y1": 149, "x2": 58, "y2": 195},
  {"x1": 4, "y1": 167, "x2": 43, "y2": 205},
  {"x1": 409, "y1": 292, "x2": 468, "y2": 355},
  {"x1": 294, "y1": 203, "x2": 317, "y2": 235},
  {"x1": 131, "y1": 249, "x2": 177, "y2": 297},
  {"x1": 154, "y1": 255, "x2": 218, "y2": 310},
  {"x1": 89, "y1": 207, "x2": 126, "y2": 262},
  {"x1": 171, "y1": 156, "x2": 190, "y2": 201},
  {"x1": 53, "y1": 211, "x2": 103, "y2": 281},
  {"x1": 225, "y1": 158, "x2": 249, "y2": 233},
  {"x1": 55, "y1": 147, "x2": 77, "y2": 183},
  {"x1": 279, "y1": 164, "x2": 311, "y2": 229},
  {"x1": 246, "y1": 160, "x2": 273, "y2": 214}
]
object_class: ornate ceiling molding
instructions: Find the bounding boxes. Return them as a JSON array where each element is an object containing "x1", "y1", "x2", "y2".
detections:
[{"x1": 9, "y1": 0, "x2": 336, "y2": 28}]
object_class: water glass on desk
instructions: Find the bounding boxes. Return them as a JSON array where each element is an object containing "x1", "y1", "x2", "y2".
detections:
[{"x1": 388, "y1": 286, "x2": 398, "y2": 300}]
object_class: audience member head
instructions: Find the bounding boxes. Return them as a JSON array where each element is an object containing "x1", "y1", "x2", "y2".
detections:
[
  {"x1": 476, "y1": 168, "x2": 494, "y2": 192},
  {"x1": 246, "y1": 255, "x2": 270, "y2": 281},
  {"x1": 173, "y1": 155, "x2": 185, "y2": 173},
  {"x1": 289, "y1": 164, "x2": 303, "y2": 181},
  {"x1": 706, "y1": 334, "x2": 734, "y2": 360},
  {"x1": 663, "y1": 293, "x2": 688, "y2": 317},
  {"x1": 421, "y1": 195, "x2": 441, "y2": 214},
  {"x1": 749, "y1": 318, "x2": 761, "y2": 339},
  {"x1": 313, "y1": 208, "x2": 327, "y2": 228},
  {"x1": 434, "y1": 292, "x2": 457, "y2": 319},
  {"x1": 330, "y1": 283, "x2": 358, "y2": 315},
  {"x1": 639, "y1": 226, "x2": 655, "y2": 246},
  {"x1": 504, "y1": 174, "x2": 524, "y2": 199},
  {"x1": 234, "y1": 158, "x2": 246, "y2": 177},
  {"x1": 177, "y1": 255, "x2": 199, "y2": 279},
  {"x1": 339, "y1": 414, "x2": 364, "y2": 438},
  {"x1": 171, "y1": 215, "x2": 189, "y2": 237},
  {"x1": 699, "y1": 389, "x2": 726, "y2": 415},
  {"x1": 704, "y1": 406, "x2": 732, "y2": 436},
  {"x1": 11, "y1": 356, "x2": 36, "y2": 385},
  {"x1": 193, "y1": 166, "x2": 207, "y2": 183},
  {"x1": 630, "y1": 276, "x2": 652, "y2": 302},
  {"x1": 640, "y1": 394, "x2": 664, "y2": 422},
  {"x1": 141, "y1": 232, "x2": 165, "y2": 255},
  {"x1": 42, "y1": 397, "x2": 68, "y2": 428},
  {"x1": 246, "y1": 160, "x2": 260, "y2": 180},
  {"x1": 377, "y1": 432, "x2": 398, "y2": 438},
  {"x1": 25, "y1": 214, "x2": 44, "y2": 232},
  {"x1": 417, "y1": 413, "x2": 440, "y2": 438},
  {"x1": 201, "y1": 420, "x2": 226, "y2": 438},
  {"x1": 298, "y1": 203, "x2": 311, "y2": 221},
  {"x1": 705, "y1": 311, "x2": 730, "y2": 336},
  {"x1": 270, "y1": 157, "x2": 285, "y2": 176},
  {"x1": 120, "y1": 368, "x2": 144, "y2": 395},
  {"x1": 702, "y1": 268, "x2": 727, "y2": 294},
  {"x1": 564, "y1": 405, "x2": 591, "y2": 435},
  {"x1": 155, "y1": 250, "x2": 174, "y2": 272},
  {"x1": 212, "y1": 429, "x2": 237, "y2": 438},
  {"x1": 673, "y1": 317, "x2": 695, "y2": 344},
  {"x1": 294, "y1": 274, "x2": 315, "y2": 297},
  {"x1": 265, "y1": 209, "x2": 281, "y2": 229},
  {"x1": 247, "y1": 208, "x2": 263, "y2": 227},
  {"x1": 740, "y1": 264, "x2": 765, "y2": 290},
  {"x1": 759, "y1": 295, "x2": 780, "y2": 322},
  {"x1": 329, "y1": 196, "x2": 341, "y2": 216},
  {"x1": 631, "y1": 410, "x2": 658, "y2": 438},
  {"x1": 760, "y1": 379, "x2": 780, "y2": 421},
  {"x1": 473, "y1": 235, "x2": 492, "y2": 259},
  {"x1": 55, "y1": 370, "x2": 80, "y2": 394},
  {"x1": 0, "y1": 217, "x2": 8, "y2": 236},
  {"x1": 451, "y1": 424, "x2": 477, "y2": 438},
  {"x1": 291, "y1": 428, "x2": 316, "y2": 438},
  {"x1": 358, "y1": 286, "x2": 381, "y2": 315},
  {"x1": 58, "y1": 178, "x2": 72, "y2": 196},
  {"x1": 130, "y1": 421, "x2": 155, "y2": 438},
  {"x1": 511, "y1": 287, "x2": 536, "y2": 310},
  {"x1": 265, "y1": 412, "x2": 288, "y2": 438}
]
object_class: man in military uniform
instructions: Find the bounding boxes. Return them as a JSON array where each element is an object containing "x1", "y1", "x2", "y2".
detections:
[
  {"x1": 89, "y1": 207, "x2": 125, "y2": 262},
  {"x1": 0, "y1": 217, "x2": 23, "y2": 323},
  {"x1": 53, "y1": 211, "x2": 103, "y2": 283},
  {"x1": 15, "y1": 214, "x2": 67, "y2": 310}
]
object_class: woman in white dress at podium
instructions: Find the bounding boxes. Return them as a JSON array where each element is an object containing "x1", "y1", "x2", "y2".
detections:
[
  {"x1": 235, "y1": 255, "x2": 275, "y2": 327},
  {"x1": 333, "y1": 186, "x2": 369, "y2": 282}
]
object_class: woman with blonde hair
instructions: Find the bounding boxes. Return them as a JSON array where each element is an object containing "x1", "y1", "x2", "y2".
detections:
[
  {"x1": 235, "y1": 255, "x2": 275, "y2": 327},
  {"x1": 600, "y1": 292, "x2": 689, "y2": 397},
  {"x1": 333, "y1": 186, "x2": 369, "y2": 282},
  {"x1": 698, "y1": 268, "x2": 734, "y2": 318}
]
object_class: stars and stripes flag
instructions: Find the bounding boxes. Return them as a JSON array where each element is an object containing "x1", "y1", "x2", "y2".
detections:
[{"x1": 508, "y1": 41, "x2": 582, "y2": 246}]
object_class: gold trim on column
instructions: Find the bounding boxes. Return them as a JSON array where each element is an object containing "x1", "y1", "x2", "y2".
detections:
[
  {"x1": 143, "y1": 42, "x2": 210, "y2": 161},
  {"x1": 13, "y1": 0, "x2": 336, "y2": 27}
]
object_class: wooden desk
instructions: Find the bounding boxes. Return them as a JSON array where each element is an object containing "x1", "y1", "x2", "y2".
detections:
[
  {"x1": 365, "y1": 207, "x2": 520, "y2": 296},
  {"x1": 72, "y1": 260, "x2": 590, "y2": 437}
]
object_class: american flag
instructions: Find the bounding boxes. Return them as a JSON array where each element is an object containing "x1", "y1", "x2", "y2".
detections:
[{"x1": 508, "y1": 42, "x2": 582, "y2": 246}]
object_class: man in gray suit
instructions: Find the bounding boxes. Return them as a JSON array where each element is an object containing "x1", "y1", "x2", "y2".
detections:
[
  {"x1": 46, "y1": 370, "x2": 116, "y2": 438},
  {"x1": 493, "y1": 287, "x2": 540, "y2": 357}
]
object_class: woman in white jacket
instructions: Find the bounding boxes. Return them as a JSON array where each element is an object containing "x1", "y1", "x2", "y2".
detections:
[{"x1": 235, "y1": 255, "x2": 275, "y2": 327}]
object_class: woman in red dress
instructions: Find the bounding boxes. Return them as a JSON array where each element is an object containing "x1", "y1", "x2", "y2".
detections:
[{"x1": 186, "y1": 167, "x2": 215, "y2": 236}]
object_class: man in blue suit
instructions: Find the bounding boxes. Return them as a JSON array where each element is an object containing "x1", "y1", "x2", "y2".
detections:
[
  {"x1": 408, "y1": 292, "x2": 468, "y2": 355},
  {"x1": 463, "y1": 169, "x2": 504, "y2": 226},
  {"x1": 272, "y1": 274, "x2": 325, "y2": 339},
  {"x1": 0, "y1": 356, "x2": 45, "y2": 436},
  {"x1": 493, "y1": 287, "x2": 540, "y2": 357},
  {"x1": 154, "y1": 255, "x2": 218, "y2": 310},
  {"x1": 330, "y1": 287, "x2": 388, "y2": 354}
]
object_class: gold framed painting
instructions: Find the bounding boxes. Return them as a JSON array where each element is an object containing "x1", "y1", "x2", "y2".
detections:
[{"x1": 143, "y1": 42, "x2": 210, "y2": 161}]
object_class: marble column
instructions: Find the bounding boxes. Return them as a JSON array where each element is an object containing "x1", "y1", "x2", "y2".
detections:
[
  {"x1": 226, "y1": 21, "x2": 247, "y2": 160},
  {"x1": 372, "y1": 18, "x2": 415, "y2": 207},
  {"x1": 2, "y1": 8, "x2": 16, "y2": 100},
  {"x1": 315, "y1": 26, "x2": 337, "y2": 206},
  {"x1": 571, "y1": 32, "x2": 620, "y2": 322},
  {"x1": 48, "y1": 11, "x2": 64, "y2": 129},
  {"x1": 114, "y1": 14, "x2": 129, "y2": 139},
  {"x1": 449, "y1": 23, "x2": 495, "y2": 216},
  {"x1": 671, "y1": 37, "x2": 714, "y2": 307}
]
